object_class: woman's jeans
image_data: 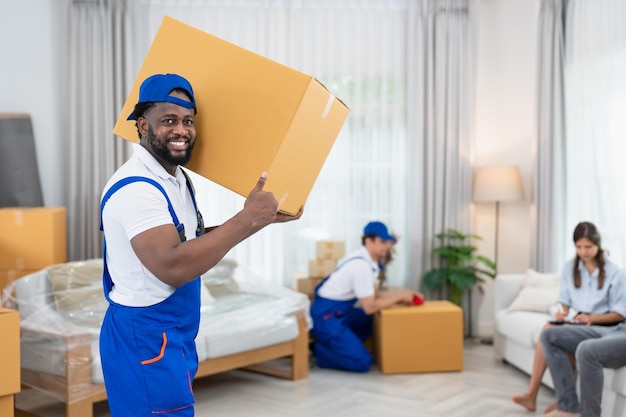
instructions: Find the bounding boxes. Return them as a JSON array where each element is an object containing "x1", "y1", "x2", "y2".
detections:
[{"x1": 541, "y1": 323, "x2": 626, "y2": 417}]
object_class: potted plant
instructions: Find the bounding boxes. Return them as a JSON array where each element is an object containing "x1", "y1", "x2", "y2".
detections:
[{"x1": 422, "y1": 229, "x2": 496, "y2": 306}]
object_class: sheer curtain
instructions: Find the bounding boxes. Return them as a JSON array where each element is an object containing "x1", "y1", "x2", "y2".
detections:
[
  {"x1": 406, "y1": 0, "x2": 475, "y2": 290},
  {"x1": 532, "y1": 0, "x2": 566, "y2": 273},
  {"x1": 563, "y1": 0, "x2": 626, "y2": 268},
  {"x1": 137, "y1": 0, "x2": 411, "y2": 286},
  {"x1": 66, "y1": 0, "x2": 141, "y2": 260}
]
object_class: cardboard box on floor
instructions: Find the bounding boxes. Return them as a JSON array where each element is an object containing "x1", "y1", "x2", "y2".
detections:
[
  {"x1": 308, "y1": 258, "x2": 337, "y2": 278},
  {"x1": 0, "y1": 308, "x2": 20, "y2": 397},
  {"x1": 0, "y1": 207, "x2": 67, "y2": 270},
  {"x1": 0, "y1": 395, "x2": 14, "y2": 417},
  {"x1": 113, "y1": 16, "x2": 349, "y2": 215},
  {"x1": 374, "y1": 300, "x2": 463, "y2": 374},
  {"x1": 315, "y1": 240, "x2": 346, "y2": 260},
  {"x1": 296, "y1": 277, "x2": 325, "y2": 300}
]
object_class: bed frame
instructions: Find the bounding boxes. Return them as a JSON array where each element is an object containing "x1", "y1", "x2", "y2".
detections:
[{"x1": 17, "y1": 310, "x2": 309, "y2": 417}]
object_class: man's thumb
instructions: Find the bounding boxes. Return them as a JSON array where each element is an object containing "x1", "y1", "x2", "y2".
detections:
[{"x1": 252, "y1": 172, "x2": 268, "y2": 192}]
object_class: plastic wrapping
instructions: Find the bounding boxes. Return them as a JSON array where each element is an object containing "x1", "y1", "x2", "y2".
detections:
[{"x1": 1, "y1": 258, "x2": 311, "y2": 404}]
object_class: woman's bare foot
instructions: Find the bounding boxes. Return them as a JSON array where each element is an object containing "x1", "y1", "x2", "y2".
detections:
[
  {"x1": 544, "y1": 401, "x2": 557, "y2": 413},
  {"x1": 512, "y1": 392, "x2": 536, "y2": 411}
]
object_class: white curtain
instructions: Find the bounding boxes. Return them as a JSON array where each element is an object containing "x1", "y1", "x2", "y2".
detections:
[
  {"x1": 532, "y1": 0, "x2": 566, "y2": 273},
  {"x1": 562, "y1": 0, "x2": 626, "y2": 268},
  {"x1": 66, "y1": 0, "x2": 140, "y2": 261},
  {"x1": 406, "y1": 0, "x2": 475, "y2": 290}
]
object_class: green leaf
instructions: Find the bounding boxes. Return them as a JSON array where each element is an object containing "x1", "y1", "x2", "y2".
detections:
[
  {"x1": 422, "y1": 268, "x2": 449, "y2": 291},
  {"x1": 475, "y1": 255, "x2": 497, "y2": 271},
  {"x1": 423, "y1": 228, "x2": 496, "y2": 300}
]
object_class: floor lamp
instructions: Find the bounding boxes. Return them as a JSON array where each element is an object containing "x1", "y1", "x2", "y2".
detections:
[{"x1": 472, "y1": 165, "x2": 524, "y2": 272}]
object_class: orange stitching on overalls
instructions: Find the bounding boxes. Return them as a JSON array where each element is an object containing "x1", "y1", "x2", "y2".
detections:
[{"x1": 141, "y1": 332, "x2": 167, "y2": 365}]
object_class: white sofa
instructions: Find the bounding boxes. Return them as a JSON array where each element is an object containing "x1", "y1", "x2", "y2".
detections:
[
  {"x1": 3, "y1": 258, "x2": 311, "y2": 417},
  {"x1": 494, "y1": 271, "x2": 626, "y2": 417}
]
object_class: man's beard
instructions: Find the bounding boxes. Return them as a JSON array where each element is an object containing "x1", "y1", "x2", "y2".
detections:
[{"x1": 146, "y1": 126, "x2": 194, "y2": 166}]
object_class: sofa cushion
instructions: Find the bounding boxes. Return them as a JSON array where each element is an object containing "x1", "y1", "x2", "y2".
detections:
[
  {"x1": 496, "y1": 309, "x2": 550, "y2": 348},
  {"x1": 507, "y1": 269, "x2": 560, "y2": 313},
  {"x1": 609, "y1": 367, "x2": 626, "y2": 397}
]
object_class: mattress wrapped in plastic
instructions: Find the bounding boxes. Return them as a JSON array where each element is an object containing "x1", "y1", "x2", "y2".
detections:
[{"x1": 1, "y1": 258, "x2": 310, "y2": 403}]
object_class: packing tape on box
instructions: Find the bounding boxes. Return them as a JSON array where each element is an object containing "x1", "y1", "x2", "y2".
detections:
[
  {"x1": 322, "y1": 94, "x2": 335, "y2": 119},
  {"x1": 13, "y1": 211, "x2": 23, "y2": 226}
]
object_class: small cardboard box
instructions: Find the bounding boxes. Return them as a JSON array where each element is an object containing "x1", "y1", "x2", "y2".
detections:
[
  {"x1": 0, "y1": 395, "x2": 14, "y2": 417},
  {"x1": 307, "y1": 259, "x2": 337, "y2": 278},
  {"x1": 0, "y1": 308, "x2": 20, "y2": 396},
  {"x1": 296, "y1": 277, "x2": 325, "y2": 299},
  {"x1": 113, "y1": 16, "x2": 349, "y2": 215},
  {"x1": 315, "y1": 240, "x2": 346, "y2": 260},
  {"x1": 0, "y1": 207, "x2": 67, "y2": 270},
  {"x1": 374, "y1": 300, "x2": 463, "y2": 374}
]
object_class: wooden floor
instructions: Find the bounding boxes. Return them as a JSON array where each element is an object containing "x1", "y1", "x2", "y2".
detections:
[{"x1": 15, "y1": 339, "x2": 556, "y2": 417}]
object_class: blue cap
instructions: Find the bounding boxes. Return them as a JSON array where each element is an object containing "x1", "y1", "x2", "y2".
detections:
[
  {"x1": 363, "y1": 221, "x2": 395, "y2": 241},
  {"x1": 127, "y1": 73, "x2": 197, "y2": 120}
]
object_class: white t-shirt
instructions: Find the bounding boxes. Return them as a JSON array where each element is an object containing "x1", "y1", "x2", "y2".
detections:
[
  {"x1": 100, "y1": 144, "x2": 200, "y2": 307},
  {"x1": 317, "y1": 247, "x2": 379, "y2": 301}
]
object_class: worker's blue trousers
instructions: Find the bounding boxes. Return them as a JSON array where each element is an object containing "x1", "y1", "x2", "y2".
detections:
[{"x1": 310, "y1": 290, "x2": 374, "y2": 373}]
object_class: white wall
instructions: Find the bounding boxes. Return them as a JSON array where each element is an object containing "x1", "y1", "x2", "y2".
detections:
[
  {"x1": 0, "y1": 0, "x2": 67, "y2": 206},
  {"x1": 473, "y1": 0, "x2": 540, "y2": 337}
]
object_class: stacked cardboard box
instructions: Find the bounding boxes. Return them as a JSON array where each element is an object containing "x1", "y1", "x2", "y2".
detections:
[
  {"x1": 0, "y1": 207, "x2": 67, "y2": 297},
  {"x1": 0, "y1": 308, "x2": 20, "y2": 417},
  {"x1": 296, "y1": 240, "x2": 346, "y2": 299}
]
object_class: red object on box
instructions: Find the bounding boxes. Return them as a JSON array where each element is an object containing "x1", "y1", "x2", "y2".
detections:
[{"x1": 412, "y1": 294, "x2": 424, "y2": 305}]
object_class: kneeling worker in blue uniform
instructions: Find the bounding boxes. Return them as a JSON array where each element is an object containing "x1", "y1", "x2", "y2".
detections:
[{"x1": 310, "y1": 221, "x2": 421, "y2": 372}]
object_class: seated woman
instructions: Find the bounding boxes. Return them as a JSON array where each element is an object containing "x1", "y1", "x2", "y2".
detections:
[{"x1": 512, "y1": 221, "x2": 626, "y2": 412}]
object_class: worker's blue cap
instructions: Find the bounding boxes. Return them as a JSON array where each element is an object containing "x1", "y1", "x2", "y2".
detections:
[
  {"x1": 363, "y1": 221, "x2": 396, "y2": 242},
  {"x1": 127, "y1": 73, "x2": 197, "y2": 120}
]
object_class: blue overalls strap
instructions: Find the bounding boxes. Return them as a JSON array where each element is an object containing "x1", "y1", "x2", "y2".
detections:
[
  {"x1": 99, "y1": 176, "x2": 182, "y2": 235},
  {"x1": 180, "y1": 169, "x2": 203, "y2": 238},
  {"x1": 99, "y1": 175, "x2": 194, "y2": 298}
]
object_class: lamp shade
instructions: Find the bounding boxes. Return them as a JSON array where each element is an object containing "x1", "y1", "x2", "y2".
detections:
[{"x1": 473, "y1": 165, "x2": 523, "y2": 202}]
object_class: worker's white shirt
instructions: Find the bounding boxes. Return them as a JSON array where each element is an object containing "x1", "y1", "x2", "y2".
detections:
[
  {"x1": 101, "y1": 144, "x2": 199, "y2": 307},
  {"x1": 317, "y1": 247, "x2": 379, "y2": 301}
]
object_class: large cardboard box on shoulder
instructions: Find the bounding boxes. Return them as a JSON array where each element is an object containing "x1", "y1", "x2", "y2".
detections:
[
  {"x1": 113, "y1": 16, "x2": 349, "y2": 215},
  {"x1": 0, "y1": 207, "x2": 67, "y2": 270}
]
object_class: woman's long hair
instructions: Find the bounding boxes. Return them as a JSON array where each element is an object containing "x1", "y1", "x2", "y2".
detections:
[{"x1": 572, "y1": 221, "x2": 605, "y2": 289}]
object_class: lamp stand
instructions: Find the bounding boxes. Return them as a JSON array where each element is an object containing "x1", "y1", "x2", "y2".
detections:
[
  {"x1": 479, "y1": 201, "x2": 501, "y2": 345},
  {"x1": 494, "y1": 200, "x2": 500, "y2": 272}
]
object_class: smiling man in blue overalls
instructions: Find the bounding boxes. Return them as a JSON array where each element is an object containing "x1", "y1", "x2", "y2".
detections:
[
  {"x1": 99, "y1": 73, "x2": 302, "y2": 416},
  {"x1": 310, "y1": 221, "x2": 421, "y2": 372}
]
